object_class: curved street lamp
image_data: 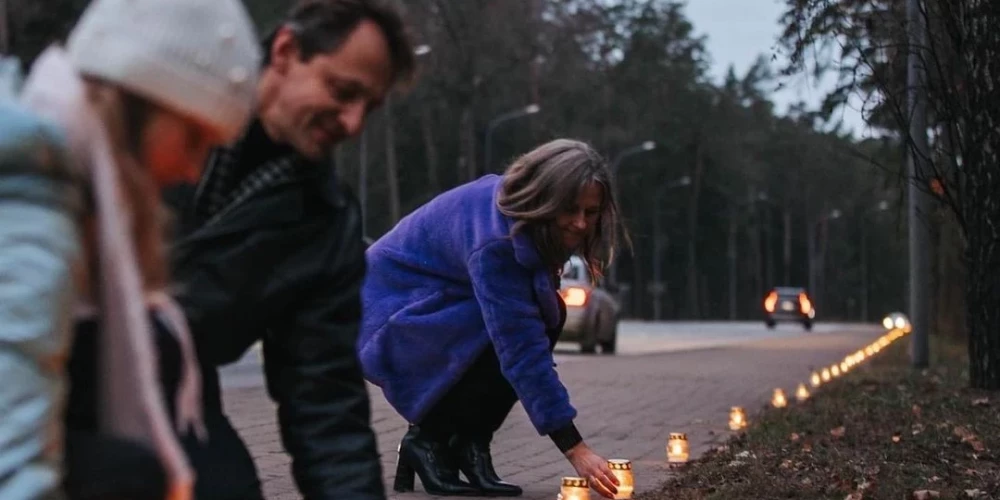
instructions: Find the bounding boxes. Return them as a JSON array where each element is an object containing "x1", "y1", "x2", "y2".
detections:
[
  {"x1": 483, "y1": 103, "x2": 541, "y2": 173},
  {"x1": 608, "y1": 140, "x2": 658, "y2": 291},
  {"x1": 612, "y1": 140, "x2": 656, "y2": 173}
]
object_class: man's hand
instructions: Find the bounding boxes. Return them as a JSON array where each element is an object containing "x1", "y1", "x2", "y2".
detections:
[{"x1": 564, "y1": 442, "x2": 619, "y2": 499}]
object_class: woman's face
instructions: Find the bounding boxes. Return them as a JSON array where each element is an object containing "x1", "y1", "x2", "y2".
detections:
[
  {"x1": 141, "y1": 108, "x2": 225, "y2": 186},
  {"x1": 555, "y1": 181, "x2": 604, "y2": 253}
]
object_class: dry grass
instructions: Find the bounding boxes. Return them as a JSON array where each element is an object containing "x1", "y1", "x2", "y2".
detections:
[{"x1": 638, "y1": 335, "x2": 1000, "y2": 500}]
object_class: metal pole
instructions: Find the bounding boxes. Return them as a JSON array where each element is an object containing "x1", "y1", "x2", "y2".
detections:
[
  {"x1": 608, "y1": 141, "x2": 656, "y2": 292},
  {"x1": 652, "y1": 204, "x2": 663, "y2": 321},
  {"x1": 861, "y1": 223, "x2": 869, "y2": 322},
  {"x1": 907, "y1": 0, "x2": 931, "y2": 368}
]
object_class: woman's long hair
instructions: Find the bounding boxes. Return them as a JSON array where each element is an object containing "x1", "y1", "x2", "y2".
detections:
[
  {"x1": 497, "y1": 139, "x2": 629, "y2": 282},
  {"x1": 79, "y1": 78, "x2": 169, "y2": 294}
]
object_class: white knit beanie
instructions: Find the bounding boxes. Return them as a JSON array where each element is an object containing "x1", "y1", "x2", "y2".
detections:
[{"x1": 66, "y1": 0, "x2": 262, "y2": 141}]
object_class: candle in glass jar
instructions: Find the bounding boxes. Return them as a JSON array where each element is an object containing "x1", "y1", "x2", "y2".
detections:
[
  {"x1": 795, "y1": 383, "x2": 810, "y2": 402},
  {"x1": 772, "y1": 388, "x2": 787, "y2": 408},
  {"x1": 666, "y1": 433, "x2": 689, "y2": 464},
  {"x1": 607, "y1": 459, "x2": 634, "y2": 499},
  {"x1": 560, "y1": 477, "x2": 590, "y2": 500},
  {"x1": 729, "y1": 406, "x2": 747, "y2": 430}
]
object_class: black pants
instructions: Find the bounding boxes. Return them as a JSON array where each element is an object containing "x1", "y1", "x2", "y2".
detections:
[
  {"x1": 420, "y1": 306, "x2": 566, "y2": 441},
  {"x1": 64, "y1": 431, "x2": 167, "y2": 500},
  {"x1": 182, "y1": 365, "x2": 265, "y2": 500}
]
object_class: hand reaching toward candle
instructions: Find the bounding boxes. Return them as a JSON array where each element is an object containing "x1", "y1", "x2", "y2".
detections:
[{"x1": 565, "y1": 442, "x2": 619, "y2": 498}]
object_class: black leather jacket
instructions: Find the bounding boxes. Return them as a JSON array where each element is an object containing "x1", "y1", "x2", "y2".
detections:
[{"x1": 167, "y1": 137, "x2": 384, "y2": 500}]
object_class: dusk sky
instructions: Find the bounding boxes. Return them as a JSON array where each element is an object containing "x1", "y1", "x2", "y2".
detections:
[{"x1": 683, "y1": 0, "x2": 870, "y2": 136}]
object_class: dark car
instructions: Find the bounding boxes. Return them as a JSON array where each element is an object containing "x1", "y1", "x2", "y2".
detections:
[{"x1": 763, "y1": 286, "x2": 816, "y2": 331}]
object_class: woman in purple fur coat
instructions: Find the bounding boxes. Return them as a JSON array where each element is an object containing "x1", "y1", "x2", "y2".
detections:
[{"x1": 359, "y1": 139, "x2": 625, "y2": 498}]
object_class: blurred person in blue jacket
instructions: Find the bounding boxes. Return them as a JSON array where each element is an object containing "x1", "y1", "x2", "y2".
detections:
[
  {"x1": 0, "y1": 0, "x2": 260, "y2": 498},
  {"x1": 360, "y1": 139, "x2": 626, "y2": 499}
]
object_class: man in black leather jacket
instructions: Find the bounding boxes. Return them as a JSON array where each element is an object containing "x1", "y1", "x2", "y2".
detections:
[{"x1": 164, "y1": 1, "x2": 416, "y2": 498}]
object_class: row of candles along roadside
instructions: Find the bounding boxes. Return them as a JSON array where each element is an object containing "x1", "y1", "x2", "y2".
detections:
[{"x1": 555, "y1": 327, "x2": 911, "y2": 500}]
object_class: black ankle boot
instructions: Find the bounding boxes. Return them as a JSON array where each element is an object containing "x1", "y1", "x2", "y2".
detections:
[
  {"x1": 393, "y1": 426, "x2": 481, "y2": 496},
  {"x1": 452, "y1": 436, "x2": 522, "y2": 497}
]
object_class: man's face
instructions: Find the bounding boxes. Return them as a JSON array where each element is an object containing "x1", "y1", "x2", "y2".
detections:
[{"x1": 265, "y1": 20, "x2": 393, "y2": 159}]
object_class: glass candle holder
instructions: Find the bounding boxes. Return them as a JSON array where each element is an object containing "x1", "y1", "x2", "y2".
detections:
[
  {"x1": 560, "y1": 477, "x2": 590, "y2": 500},
  {"x1": 666, "y1": 433, "x2": 689, "y2": 464},
  {"x1": 729, "y1": 406, "x2": 747, "y2": 430},
  {"x1": 772, "y1": 388, "x2": 787, "y2": 408},
  {"x1": 795, "y1": 383, "x2": 810, "y2": 402},
  {"x1": 607, "y1": 459, "x2": 634, "y2": 499}
]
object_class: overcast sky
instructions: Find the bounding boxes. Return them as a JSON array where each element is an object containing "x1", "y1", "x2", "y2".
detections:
[{"x1": 683, "y1": 0, "x2": 869, "y2": 136}]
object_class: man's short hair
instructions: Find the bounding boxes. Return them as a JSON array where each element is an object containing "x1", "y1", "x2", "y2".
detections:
[{"x1": 265, "y1": 0, "x2": 416, "y2": 85}]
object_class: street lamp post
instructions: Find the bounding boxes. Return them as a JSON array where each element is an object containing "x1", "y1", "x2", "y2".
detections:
[
  {"x1": 807, "y1": 208, "x2": 842, "y2": 312},
  {"x1": 608, "y1": 140, "x2": 657, "y2": 298},
  {"x1": 651, "y1": 175, "x2": 692, "y2": 320},
  {"x1": 483, "y1": 103, "x2": 541, "y2": 173},
  {"x1": 359, "y1": 44, "x2": 432, "y2": 237},
  {"x1": 860, "y1": 200, "x2": 890, "y2": 322}
]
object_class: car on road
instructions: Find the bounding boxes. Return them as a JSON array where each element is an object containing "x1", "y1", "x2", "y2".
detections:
[
  {"x1": 559, "y1": 255, "x2": 620, "y2": 354},
  {"x1": 882, "y1": 312, "x2": 911, "y2": 333},
  {"x1": 763, "y1": 286, "x2": 816, "y2": 331}
]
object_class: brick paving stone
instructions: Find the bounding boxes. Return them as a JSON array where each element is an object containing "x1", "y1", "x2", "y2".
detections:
[{"x1": 222, "y1": 326, "x2": 881, "y2": 499}]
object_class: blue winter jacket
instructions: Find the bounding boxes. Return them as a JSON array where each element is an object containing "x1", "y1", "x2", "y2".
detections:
[
  {"x1": 358, "y1": 175, "x2": 576, "y2": 435},
  {"x1": 0, "y1": 102, "x2": 83, "y2": 499}
]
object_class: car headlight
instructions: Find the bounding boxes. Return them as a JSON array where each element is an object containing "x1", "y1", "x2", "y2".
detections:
[
  {"x1": 883, "y1": 317, "x2": 894, "y2": 330},
  {"x1": 560, "y1": 287, "x2": 588, "y2": 307},
  {"x1": 894, "y1": 317, "x2": 906, "y2": 329}
]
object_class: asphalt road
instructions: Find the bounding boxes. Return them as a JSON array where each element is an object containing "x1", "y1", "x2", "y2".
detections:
[{"x1": 219, "y1": 320, "x2": 882, "y2": 388}]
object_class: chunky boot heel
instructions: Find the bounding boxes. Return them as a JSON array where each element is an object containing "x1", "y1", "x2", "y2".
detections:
[
  {"x1": 453, "y1": 436, "x2": 522, "y2": 497},
  {"x1": 393, "y1": 459, "x2": 415, "y2": 492},
  {"x1": 397, "y1": 426, "x2": 481, "y2": 496}
]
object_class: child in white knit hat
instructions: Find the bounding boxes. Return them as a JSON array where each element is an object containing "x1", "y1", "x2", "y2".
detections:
[{"x1": 0, "y1": 0, "x2": 261, "y2": 498}]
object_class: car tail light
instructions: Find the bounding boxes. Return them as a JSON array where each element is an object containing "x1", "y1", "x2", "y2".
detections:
[
  {"x1": 560, "y1": 287, "x2": 588, "y2": 307},
  {"x1": 764, "y1": 291, "x2": 778, "y2": 313},
  {"x1": 798, "y1": 293, "x2": 812, "y2": 314}
]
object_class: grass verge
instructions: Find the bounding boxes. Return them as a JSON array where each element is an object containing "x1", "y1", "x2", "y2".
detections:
[{"x1": 638, "y1": 335, "x2": 1000, "y2": 499}]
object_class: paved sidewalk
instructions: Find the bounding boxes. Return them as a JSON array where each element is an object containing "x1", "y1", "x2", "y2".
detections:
[{"x1": 222, "y1": 326, "x2": 882, "y2": 499}]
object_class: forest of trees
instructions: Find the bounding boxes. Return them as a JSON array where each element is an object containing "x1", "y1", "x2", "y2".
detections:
[{"x1": 3, "y1": 0, "x2": 922, "y2": 325}]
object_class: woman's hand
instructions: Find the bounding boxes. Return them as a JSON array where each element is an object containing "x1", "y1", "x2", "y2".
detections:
[{"x1": 564, "y1": 442, "x2": 619, "y2": 499}]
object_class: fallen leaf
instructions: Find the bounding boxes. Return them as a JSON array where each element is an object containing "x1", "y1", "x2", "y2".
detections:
[
  {"x1": 929, "y1": 476, "x2": 941, "y2": 483},
  {"x1": 790, "y1": 433, "x2": 801, "y2": 442},
  {"x1": 830, "y1": 426, "x2": 846, "y2": 438},
  {"x1": 953, "y1": 426, "x2": 986, "y2": 452},
  {"x1": 892, "y1": 434, "x2": 902, "y2": 443},
  {"x1": 972, "y1": 398, "x2": 990, "y2": 407},
  {"x1": 780, "y1": 459, "x2": 793, "y2": 469},
  {"x1": 845, "y1": 493, "x2": 863, "y2": 500},
  {"x1": 802, "y1": 442, "x2": 813, "y2": 453},
  {"x1": 912, "y1": 491, "x2": 940, "y2": 499},
  {"x1": 912, "y1": 404, "x2": 922, "y2": 418},
  {"x1": 966, "y1": 489, "x2": 983, "y2": 498}
]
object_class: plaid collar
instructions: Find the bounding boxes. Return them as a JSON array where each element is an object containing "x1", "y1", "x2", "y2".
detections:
[{"x1": 191, "y1": 125, "x2": 304, "y2": 229}]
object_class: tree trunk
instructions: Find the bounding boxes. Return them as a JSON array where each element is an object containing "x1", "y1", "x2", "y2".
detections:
[
  {"x1": 783, "y1": 209, "x2": 792, "y2": 285},
  {"x1": 384, "y1": 96, "x2": 401, "y2": 224},
  {"x1": 727, "y1": 207, "x2": 738, "y2": 321},
  {"x1": 765, "y1": 207, "x2": 775, "y2": 290},
  {"x1": 747, "y1": 187, "x2": 763, "y2": 299},
  {"x1": 685, "y1": 137, "x2": 705, "y2": 318},
  {"x1": 420, "y1": 102, "x2": 440, "y2": 195},
  {"x1": 461, "y1": 105, "x2": 477, "y2": 182}
]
